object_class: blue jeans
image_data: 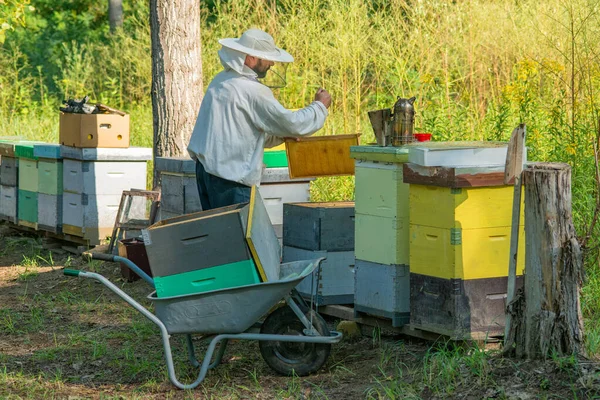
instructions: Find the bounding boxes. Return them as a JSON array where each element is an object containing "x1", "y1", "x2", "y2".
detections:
[{"x1": 195, "y1": 161, "x2": 251, "y2": 211}]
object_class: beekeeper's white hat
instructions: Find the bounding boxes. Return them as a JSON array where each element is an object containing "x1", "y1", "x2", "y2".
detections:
[{"x1": 219, "y1": 28, "x2": 294, "y2": 63}]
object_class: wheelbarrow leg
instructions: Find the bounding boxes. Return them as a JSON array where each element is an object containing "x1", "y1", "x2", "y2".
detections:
[
  {"x1": 67, "y1": 271, "x2": 215, "y2": 390},
  {"x1": 186, "y1": 335, "x2": 229, "y2": 370}
]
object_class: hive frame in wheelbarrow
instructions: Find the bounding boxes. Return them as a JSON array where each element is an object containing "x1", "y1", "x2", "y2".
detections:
[{"x1": 64, "y1": 254, "x2": 342, "y2": 390}]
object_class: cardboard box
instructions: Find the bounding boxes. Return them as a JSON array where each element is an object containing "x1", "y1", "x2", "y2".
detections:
[{"x1": 59, "y1": 113, "x2": 130, "y2": 148}]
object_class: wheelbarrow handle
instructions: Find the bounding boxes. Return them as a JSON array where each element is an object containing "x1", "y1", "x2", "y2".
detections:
[
  {"x1": 82, "y1": 252, "x2": 115, "y2": 262},
  {"x1": 82, "y1": 252, "x2": 155, "y2": 288}
]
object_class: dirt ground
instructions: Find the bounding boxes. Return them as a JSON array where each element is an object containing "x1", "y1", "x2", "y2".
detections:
[{"x1": 0, "y1": 223, "x2": 599, "y2": 399}]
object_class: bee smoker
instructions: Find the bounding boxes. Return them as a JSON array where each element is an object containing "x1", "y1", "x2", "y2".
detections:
[{"x1": 368, "y1": 96, "x2": 416, "y2": 147}]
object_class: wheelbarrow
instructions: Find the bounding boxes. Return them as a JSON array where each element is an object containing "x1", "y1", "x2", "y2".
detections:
[{"x1": 64, "y1": 253, "x2": 342, "y2": 390}]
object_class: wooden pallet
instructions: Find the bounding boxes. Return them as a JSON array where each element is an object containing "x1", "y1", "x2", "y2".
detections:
[{"x1": 317, "y1": 304, "x2": 501, "y2": 343}]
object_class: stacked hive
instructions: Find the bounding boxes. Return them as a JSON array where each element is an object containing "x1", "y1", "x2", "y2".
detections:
[
  {"x1": 34, "y1": 144, "x2": 63, "y2": 233},
  {"x1": 350, "y1": 146, "x2": 412, "y2": 327},
  {"x1": 281, "y1": 202, "x2": 355, "y2": 305},
  {"x1": 404, "y1": 143, "x2": 525, "y2": 339},
  {"x1": 14, "y1": 143, "x2": 42, "y2": 229},
  {"x1": 143, "y1": 189, "x2": 280, "y2": 298},
  {"x1": 60, "y1": 147, "x2": 151, "y2": 244},
  {"x1": 0, "y1": 140, "x2": 24, "y2": 224}
]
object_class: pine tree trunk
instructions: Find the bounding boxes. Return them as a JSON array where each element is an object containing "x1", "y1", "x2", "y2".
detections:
[
  {"x1": 150, "y1": 0, "x2": 203, "y2": 188},
  {"x1": 504, "y1": 162, "x2": 585, "y2": 358},
  {"x1": 108, "y1": 0, "x2": 123, "y2": 33}
]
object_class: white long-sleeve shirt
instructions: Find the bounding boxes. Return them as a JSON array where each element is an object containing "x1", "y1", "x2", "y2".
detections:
[{"x1": 187, "y1": 48, "x2": 328, "y2": 186}]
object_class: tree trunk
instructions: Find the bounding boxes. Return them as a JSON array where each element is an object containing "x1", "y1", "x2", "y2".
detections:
[
  {"x1": 150, "y1": 0, "x2": 203, "y2": 188},
  {"x1": 504, "y1": 162, "x2": 585, "y2": 358},
  {"x1": 108, "y1": 0, "x2": 123, "y2": 33}
]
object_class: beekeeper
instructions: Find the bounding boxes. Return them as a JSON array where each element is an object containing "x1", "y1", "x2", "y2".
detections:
[{"x1": 187, "y1": 28, "x2": 331, "y2": 211}]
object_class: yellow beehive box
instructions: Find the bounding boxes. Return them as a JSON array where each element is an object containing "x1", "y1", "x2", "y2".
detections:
[
  {"x1": 409, "y1": 184, "x2": 525, "y2": 230},
  {"x1": 409, "y1": 224, "x2": 525, "y2": 280}
]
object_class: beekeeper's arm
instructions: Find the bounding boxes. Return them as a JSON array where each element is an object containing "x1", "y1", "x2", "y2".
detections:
[{"x1": 252, "y1": 86, "x2": 330, "y2": 146}]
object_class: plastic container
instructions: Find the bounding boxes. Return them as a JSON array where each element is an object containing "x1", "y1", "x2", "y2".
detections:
[
  {"x1": 118, "y1": 238, "x2": 153, "y2": 282},
  {"x1": 414, "y1": 133, "x2": 432, "y2": 142}
]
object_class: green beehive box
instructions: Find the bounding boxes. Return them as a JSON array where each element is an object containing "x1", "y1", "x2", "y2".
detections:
[
  {"x1": 354, "y1": 213, "x2": 409, "y2": 265},
  {"x1": 354, "y1": 161, "x2": 409, "y2": 219},
  {"x1": 38, "y1": 160, "x2": 63, "y2": 195},
  {"x1": 18, "y1": 158, "x2": 38, "y2": 192},
  {"x1": 350, "y1": 145, "x2": 410, "y2": 163},
  {"x1": 153, "y1": 259, "x2": 260, "y2": 298},
  {"x1": 18, "y1": 189, "x2": 38, "y2": 225},
  {"x1": 263, "y1": 150, "x2": 288, "y2": 168},
  {"x1": 15, "y1": 143, "x2": 38, "y2": 160}
]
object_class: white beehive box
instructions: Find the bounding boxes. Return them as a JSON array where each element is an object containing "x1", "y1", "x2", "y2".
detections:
[
  {"x1": 0, "y1": 184, "x2": 17, "y2": 223},
  {"x1": 38, "y1": 193, "x2": 62, "y2": 233},
  {"x1": 62, "y1": 159, "x2": 147, "y2": 195},
  {"x1": 258, "y1": 182, "x2": 311, "y2": 226},
  {"x1": 408, "y1": 141, "x2": 518, "y2": 167}
]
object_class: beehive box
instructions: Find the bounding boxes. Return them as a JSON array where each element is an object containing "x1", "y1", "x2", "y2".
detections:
[
  {"x1": 410, "y1": 224, "x2": 525, "y2": 280},
  {"x1": 282, "y1": 202, "x2": 355, "y2": 251},
  {"x1": 258, "y1": 181, "x2": 311, "y2": 226},
  {"x1": 407, "y1": 141, "x2": 510, "y2": 167},
  {"x1": 408, "y1": 182, "x2": 525, "y2": 280},
  {"x1": 409, "y1": 273, "x2": 523, "y2": 339},
  {"x1": 259, "y1": 167, "x2": 312, "y2": 241},
  {"x1": 354, "y1": 259, "x2": 410, "y2": 327},
  {"x1": 286, "y1": 134, "x2": 358, "y2": 178},
  {"x1": 0, "y1": 156, "x2": 18, "y2": 186},
  {"x1": 17, "y1": 189, "x2": 38, "y2": 228},
  {"x1": 153, "y1": 259, "x2": 260, "y2": 298},
  {"x1": 144, "y1": 189, "x2": 281, "y2": 297},
  {"x1": 160, "y1": 172, "x2": 201, "y2": 214},
  {"x1": 0, "y1": 141, "x2": 19, "y2": 157},
  {"x1": 38, "y1": 194, "x2": 62, "y2": 233},
  {"x1": 143, "y1": 204, "x2": 252, "y2": 278},
  {"x1": 62, "y1": 159, "x2": 147, "y2": 195},
  {"x1": 35, "y1": 144, "x2": 63, "y2": 196},
  {"x1": 354, "y1": 161, "x2": 409, "y2": 219},
  {"x1": 0, "y1": 185, "x2": 17, "y2": 223},
  {"x1": 350, "y1": 145, "x2": 410, "y2": 163},
  {"x1": 62, "y1": 192, "x2": 123, "y2": 243},
  {"x1": 410, "y1": 185, "x2": 524, "y2": 229},
  {"x1": 154, "y1": 157, "x2": 200, "y2": 215},
  {"x1": 16, "y1": 143, "x2": 39, "y2": 193},
  {"x1": 283, "y1": 246, "x2": 355, "y2": 305},
  {"x1": 37, "y1": 160, "x2": 63, "y2": 195},
  {"x1": 354, "y1": 213, "x2": 409, "y2": 265},
  {"x1": 60, "y1": 146, "x2": 152, "y2": 161}
]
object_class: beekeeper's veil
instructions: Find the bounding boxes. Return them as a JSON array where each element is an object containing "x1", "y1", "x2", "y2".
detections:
[{"x1": 218, "y1": 28, "x2": 293, "y2": 88}]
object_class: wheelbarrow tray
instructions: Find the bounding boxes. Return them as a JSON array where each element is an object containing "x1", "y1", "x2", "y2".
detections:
[{"x1": 148, "y1": 259, "x2": 321, "y2": 335}]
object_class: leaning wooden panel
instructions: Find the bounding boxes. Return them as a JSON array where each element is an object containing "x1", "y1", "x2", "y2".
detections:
[
  {"x1": 285, "y1": 134, "x2": 359, "y2": 178},
  {"x1": 245, "y1": 187, "x2": 281, "y2": 282}
]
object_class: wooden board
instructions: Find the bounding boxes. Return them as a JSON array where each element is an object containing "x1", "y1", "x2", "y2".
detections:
[
  {"x1": 245, "y1": 186, "x2": 281, "y2": 282},
  {"x1": 402, "y1": 162, "x2": 511, "y2": 188},
  {"x1": 285, "y1": 134, "x2": 359, "y2": 179}
]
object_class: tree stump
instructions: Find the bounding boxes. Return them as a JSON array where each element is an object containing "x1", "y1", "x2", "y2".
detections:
[{"x1": 504, "y1": 162, "x2": 585, "y2": 358}]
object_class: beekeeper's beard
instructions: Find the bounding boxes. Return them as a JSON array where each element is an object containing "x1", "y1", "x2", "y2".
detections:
[{"x1": 251, "y1": 59, "x2": 271, "y2": 78}]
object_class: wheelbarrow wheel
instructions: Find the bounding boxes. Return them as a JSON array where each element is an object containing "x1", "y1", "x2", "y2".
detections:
[{"x1": 259, "y1": 306, "x2": 331, "y2": 376}]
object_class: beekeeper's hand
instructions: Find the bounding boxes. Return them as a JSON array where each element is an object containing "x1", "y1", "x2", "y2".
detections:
[{"x1": 315, "y1": 88, "x2": 332, "y2": 109}]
